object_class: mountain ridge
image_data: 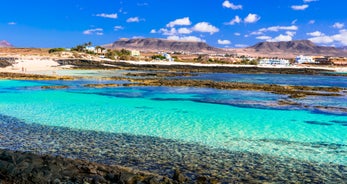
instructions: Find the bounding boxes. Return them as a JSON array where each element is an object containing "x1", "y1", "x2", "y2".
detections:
[
  {"x1": 0, "y1": 40, "x2": 14, "y2": 48},
  {"x1": 237, "y1": 40, "x2": 347, "y2": 57},
  {"x1": 105, "y1": 38, "x2": 222, "y2": 53}
]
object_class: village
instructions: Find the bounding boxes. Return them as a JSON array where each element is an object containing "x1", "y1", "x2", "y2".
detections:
[{"x1": 80, "y1": 44, "x2": 347, "y2": 67}]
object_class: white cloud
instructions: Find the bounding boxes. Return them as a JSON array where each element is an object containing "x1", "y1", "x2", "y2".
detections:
[
  {"x1": 114, "y1": 26, "x2": 124, "y2": 31},
  {"x1": 244, "y1": 13, "x2": 260, "y2": 23},
  {"x1": 234, "y1": 32, "x2": 241, "y2": 36},
  {"x1": 308, "y1": 29, "x2": 347, "y2": 46},
  {"x1": 250, "y1": 31, "x2": 263, "y2": 35},
  {"x1": 127, "y1": 17, "x2": 140, "y2": 23},
  {"x1": 235, "y1": 44, "x2": 248, "y2": 48},
  {"x1": 166, "y1": 17, "x2": 191, "y2": 27},
  {"x1": 286, "y1": 31, "x2": 296, "y2": 37},
  {"x1": 333, "y1": 22, "x2": 344, "y2": 29},
  {"x1": 291, "y1": 19, "x2": 297, "y2": 25},
  {"x1": 309, "y1": 20, "x2": 315, "y2": 24},
  {"x1": 8, "y1": 22, "x2": 16, "y2": 25},
  {"x1": 96, "y1": 13, "x2": 118, "y2": 19},
  {"x1": 268, "y1": 34, "x2": 293, "y2": 42},
  {"x1": 332, "y1": 29, "x2": 347, "y2": 45},
  {"x1": 259, "y1": 25, "x2": 298, "y2": 32},
  {"x1": 222, "y1": 0, "x2": 242, "y2": 10},
  {"x1": 307, "y1": 31, "x2": 324, "y2": 37},
  {"x1": 304, "y1": 0, "x2": 318, "y2": 2},
  {"x1": 150, "y1": 29, "x2": 157, "y2": 33},
  {"x1": 137, "y1": 2, "x2": 149, "y2": 6},
  {"x1": 178, "y1": 28, "x2": 192, "y2": 34},
  {"x1": 309, "y1": 36, "x2": 334, "y2": 44},
  {"x1": 218, "y1": 39, "x2": 231, "y2": 45},
  {"x1": 256, "y1": 36, "x2": 272, "y2": 40},
  {"x1": 291, "y1": 4, "x2": 309, "y2": 10},
  {"x1": 192, "y1": 22, "x2": 219, "y2": 34},
  {"x1": 158, "y1": 28, "x2": 177, "y2": 36},
  {"x1": 167, "y1": 36, "x2": 205, "y2": 42},
  {"x1": 226, "y1": 15, "x2": 242, "y2": 25},
  {"x1": 83, "y1": 28, "x2": 103, "y2": 35}
]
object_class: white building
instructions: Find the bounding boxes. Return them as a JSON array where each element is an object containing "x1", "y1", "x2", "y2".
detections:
[
  {"x1": 163, "y1": 53, "x2": 174, "y2": 62},
  {"x1": 259, "y1": 58, "x2": 290, "y2": 66},
  {"x1": 85, "y1": 46, "x2": 96, "y2": 52},
  {"x1": 131, "y1": 50, "x2": 140, "y2": 57},
  {"x1": 295, "y1": 55, "x2": 315, "y2": 64}
]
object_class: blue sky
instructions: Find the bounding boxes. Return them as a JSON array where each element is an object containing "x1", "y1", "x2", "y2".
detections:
[{"x1": 1, "y1": 0, "x2": 346, "y2": 48}]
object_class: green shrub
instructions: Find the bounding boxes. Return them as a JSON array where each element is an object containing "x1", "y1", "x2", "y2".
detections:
[{"x1": 48, "y1": 48, "x2": 66, "y2": 53}]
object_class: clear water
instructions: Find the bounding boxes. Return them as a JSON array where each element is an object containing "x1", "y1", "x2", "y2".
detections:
[
  {"x1": 186, "y1": 73, "x2": 347, "y2": 87},
  {"x1": 31, "y1": 69, "x2": 347, "y2": 87},
  {"x1": 0, "y1": 79, "x2": 346, "y2": 166}
]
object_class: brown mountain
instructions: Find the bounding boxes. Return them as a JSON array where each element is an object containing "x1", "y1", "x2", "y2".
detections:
[
  {"x1": 105, "y1": 38, "x2": 222, "y2": 53},
  {"x1": 244, "y1": 40, "x2": 347, "y2": 57},
  {"x1": 0, "y1": 40, "x2": 14, "y2": 48}
]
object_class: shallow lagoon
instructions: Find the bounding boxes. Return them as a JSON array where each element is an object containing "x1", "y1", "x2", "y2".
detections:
[{"x1": 0, "y1": 71, "x2": 346, "y2": 182}]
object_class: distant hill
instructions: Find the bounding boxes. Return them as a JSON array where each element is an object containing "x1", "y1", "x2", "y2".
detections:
[
  {"x1": 243, "y1": 40, "x2": 347, "y2": 57},
  {"x1": 105, "y1": 38, "x2": 222, "y2": 53},
  {"x1": 0, "y1": 40, "x2": 14, "y2": 48},
  {"x1": 339, "y1": 46, "x2": 347, "y2": 51}
]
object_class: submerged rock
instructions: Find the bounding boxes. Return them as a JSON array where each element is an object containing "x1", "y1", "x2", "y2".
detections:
[{"x1": 0, "y1": 72, "x2": 73, "y2": 80}]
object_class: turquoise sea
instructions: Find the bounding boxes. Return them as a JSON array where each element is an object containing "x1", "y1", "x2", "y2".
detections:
[{"x1": 0, "y1": 70, "x2": 346, "y2": 182}]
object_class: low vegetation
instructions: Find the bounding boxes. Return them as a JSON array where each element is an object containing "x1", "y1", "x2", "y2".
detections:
[{"x1": 48, "y1": 48, "x2": 66, "y2": 53}]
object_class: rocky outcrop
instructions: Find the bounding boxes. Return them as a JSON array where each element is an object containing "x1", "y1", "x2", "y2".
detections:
[
  {"x1": 0, "y1": 57, "x2": 18, "y2": 68},
  {"x1": 0, "y1": 72, "x2": 73, "y2": 80},
  {"x1": 108, "y1": 38, "x2": 222, "y2": 53},
  {"x1": 56, "y1": 59, "x2": 118, "y2": 69},
  {"x1": 0, "y1": 149, "x2": 176, "y2": 184}
]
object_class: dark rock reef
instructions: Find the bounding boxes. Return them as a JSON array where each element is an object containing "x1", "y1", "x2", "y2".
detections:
[
  {"x1": 0, "y1": 149, "x2": 177, "y2": 184},
  {"x1": 106, "y1": 61, "x2": 335, "y2": 75},
  {"x1": 0, "y1": 72, "x2": 73, "y2": 80},
  {"x1": 55, "y1": 59, "x2": 343, "y2": 76},
  {"x1": 98, "y1": 78, "x2": 344, "y2": 98}
]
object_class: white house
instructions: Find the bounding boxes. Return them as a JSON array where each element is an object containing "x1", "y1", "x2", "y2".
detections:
[
  {"x1": 163, "y1": 53, "x2": 174, "y2": 62},
  {"x1": 130, "y1": 50, "x2": 140, "y2": 57},
  {"x1": 259, "y1": 58, "x2": 290, "y2": 66},
  {"x1": 85, "y1": 46, "x2": 96, "y2": 52},
  {"x1": 295, "y1": 55, "x2": 315, "y2": 64}
]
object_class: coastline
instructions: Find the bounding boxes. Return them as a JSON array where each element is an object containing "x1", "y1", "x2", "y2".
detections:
[{"x1": 1, "y1": 56, "x2": 347, "y2": 75}]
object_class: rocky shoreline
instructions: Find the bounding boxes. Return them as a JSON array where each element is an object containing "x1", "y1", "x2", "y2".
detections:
[
  {"x1": 57, "y1": 59, "x2": 345, "y2": 76},
  {"x1": 1, "y1": 114, "x2": 346, "y2": 184},
  {"x1": 0, "y1": 72, "x2": 74, "y2": 80},
  {"x1": 0, "y1": 149, "x2": 182, "y2": 184}
]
